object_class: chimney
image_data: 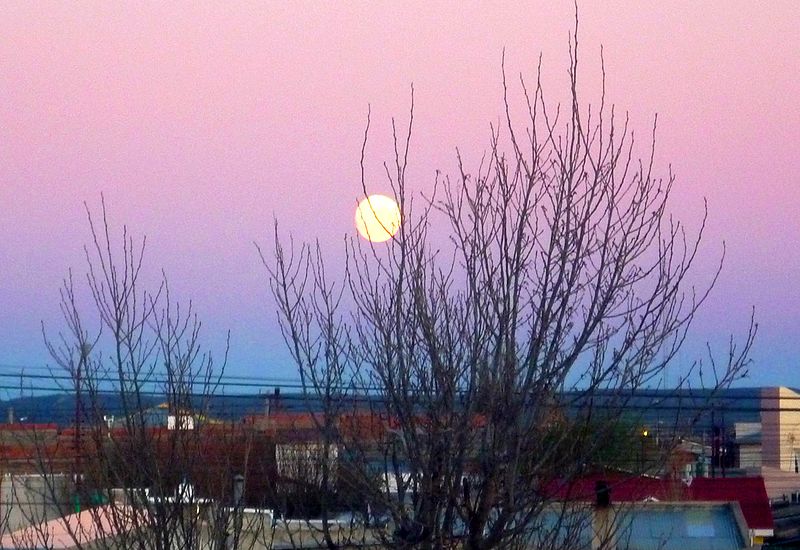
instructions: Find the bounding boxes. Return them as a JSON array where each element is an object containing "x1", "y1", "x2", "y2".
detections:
[
  {"x1": 7, "y1": 407, "x2": 13, "y2": 424},
  {"x1": 595, "y1": 480, "x2": 610, "y2": 508},
  {"x1": 593, "y1": 480, "x2": 615, "y2": 549}
]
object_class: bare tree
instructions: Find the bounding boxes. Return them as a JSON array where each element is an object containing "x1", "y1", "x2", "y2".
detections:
[
  {"x1": 265, "y1": 28, "x2": 756, "y2": 550},
  {"x1": 6, "y1": 199, "x2": 276, "y2": 550}
]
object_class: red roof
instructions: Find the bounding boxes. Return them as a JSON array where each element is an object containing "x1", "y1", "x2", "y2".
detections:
[
  {"x1": 548, "y1": 474, "x2": 773, "y2": 531},
  {"x1": 689, "y1": 477, "x2": 774, "y2": 531},
  {"x1": 242, "y1": 411, "x2": 488, "y2": 441},
  {"x1": 549, "y1": 474, "x2": 679, "y2": 503},
  {"x1": 244, "y1": 412, "x2": 325, "y2": 431},
  {"x1": 0, "y1": 423, "x2": 58, "y2": 431}
]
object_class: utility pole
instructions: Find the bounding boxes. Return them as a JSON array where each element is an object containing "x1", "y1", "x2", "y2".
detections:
[
  {"x1": 721, "y1": 409, "x2": 727, "y2": 479},
  {"x1": 641, "y1": 429, "x2": 649, "y2": 472},
  {"x1": 73, "y1": 342, "x2": 91, "y2": 510},
  {"x1": 711, "y1": 407, "x2": 717, "y2": 479}
]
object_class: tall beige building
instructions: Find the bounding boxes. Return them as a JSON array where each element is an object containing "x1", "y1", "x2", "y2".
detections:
[
  {"x1": 734, "y1": 387, "x2": 800, "y2": 500},
  {"x1": 761, "y1": 387, "x2": 800, "y2": 473}
]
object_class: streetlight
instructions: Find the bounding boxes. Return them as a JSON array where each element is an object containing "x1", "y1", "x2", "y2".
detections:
[{"x1": 640, "y1": 429, "x2": 649, "y2": 471}]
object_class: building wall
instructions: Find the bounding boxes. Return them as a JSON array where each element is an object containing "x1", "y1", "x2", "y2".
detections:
[
  {"x1": 0, "y1": 474, "x2": 71, "y2": 535},
  {"x1": 738, "y1": 444, "x2": 762, "y2": 469},
  {"x1": 761, "y1": 387, "x2": 800, "y2": 472},
  {"x1": 275, "y1": 443, "x2": 338, "y2": 485}
]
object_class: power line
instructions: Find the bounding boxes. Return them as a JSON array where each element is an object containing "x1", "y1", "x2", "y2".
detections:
[{"x1": 3, "y1": 364, "x2": 795, "y2": 400}]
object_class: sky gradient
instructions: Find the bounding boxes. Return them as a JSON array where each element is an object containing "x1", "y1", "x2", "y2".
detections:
[{"x1": 1, "y1": 2, "x2": 798, "y2": 387}]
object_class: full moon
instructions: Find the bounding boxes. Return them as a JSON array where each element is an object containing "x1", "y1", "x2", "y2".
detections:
[{"x1": 354, "y1": 194, "x2": 402, "y2": 243}]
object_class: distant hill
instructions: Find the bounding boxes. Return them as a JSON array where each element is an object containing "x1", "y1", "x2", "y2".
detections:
[
  {"x1": 0, "y1": 391, "x2": 319, "y2": 426},
  {"x1": 0, "y1": 393, "x2": 160, "y2": 425},
  {"x1": 0, "y1": 386, "x2": 777, "y2": 432}
]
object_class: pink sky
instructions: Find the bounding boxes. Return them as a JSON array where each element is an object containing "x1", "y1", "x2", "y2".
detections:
[{"x1": 0, "y1": 2, "x2": 798, "y2": 386}]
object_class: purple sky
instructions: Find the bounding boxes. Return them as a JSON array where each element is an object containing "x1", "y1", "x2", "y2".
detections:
[{"x1": 1, "y1": 2, "x2": 798, "y2": 387}]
